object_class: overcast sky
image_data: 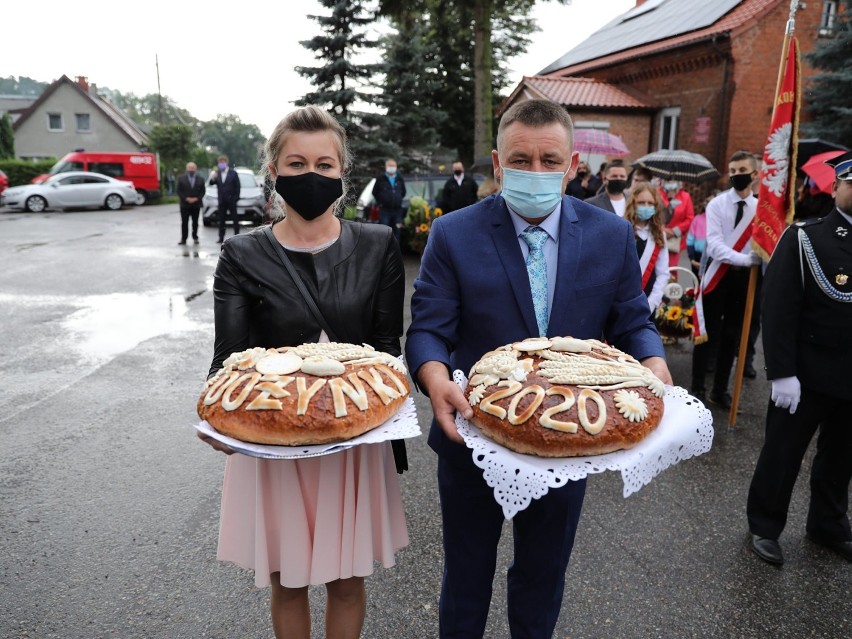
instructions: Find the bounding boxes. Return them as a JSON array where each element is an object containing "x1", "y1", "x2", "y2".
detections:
[{"x1": 2, "y1": 0, "x2": 634, "y2": 137}]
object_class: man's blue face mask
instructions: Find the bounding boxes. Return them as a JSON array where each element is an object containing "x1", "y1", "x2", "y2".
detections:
[{"x1": 500, "y1": 166, "x2": 568, "y2": 219}]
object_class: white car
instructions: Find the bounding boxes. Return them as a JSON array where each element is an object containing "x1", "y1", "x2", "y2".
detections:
[
  {"x1": 202, "y1": 167, "x2": 267, "y2": 227},
  {"x1": 0, "y1": 171, "x2": 138, "y2": 212}
]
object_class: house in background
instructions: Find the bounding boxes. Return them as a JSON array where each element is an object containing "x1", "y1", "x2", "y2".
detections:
[
  {"x1": 11, "y1": 75, "x2": 148, "y2": 161},
  {"x1": 499, "y1": 0, "x2": 840, "y2": 185}
]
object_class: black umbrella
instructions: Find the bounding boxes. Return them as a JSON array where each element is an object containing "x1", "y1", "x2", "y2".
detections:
[
  {"x1": 796, "y1": 138, "x2": 850, "y2": 170},
  {"x1": 632, "y1": 149, "x2": 720, "y2": 183}
]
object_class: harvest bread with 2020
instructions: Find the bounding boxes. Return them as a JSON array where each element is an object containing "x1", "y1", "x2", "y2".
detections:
[
  {"x1": 198, "y1": 343, "x2": 410, "y2": 446},
  {"x1": 465, "y1": 337, "x2": 666, "y2": 457}
]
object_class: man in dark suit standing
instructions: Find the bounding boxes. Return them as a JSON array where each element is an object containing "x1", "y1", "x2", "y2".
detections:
[
  {"x1": 584, "y1": 159, "x2": 629, "y2": 216},
  {"x1": 209, "y1": 154, "x2": 241, "y2": 244},
  {"x1": 406, "y1": 99, "x2": 671, "y2": 638},
  {"x1": 747, "y1": 151, "x2": 852, "y2": 566},
  {"x1": 440, "y1": 161, "x2": 479, "y2": 213},
  {"x1": 176, "y1": 161, "x2": 205, "y2": 245}
]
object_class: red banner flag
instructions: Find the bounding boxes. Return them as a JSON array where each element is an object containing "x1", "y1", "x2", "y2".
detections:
[{"x1": 753, "y1": 36, "x2": 800, "y2": 261}]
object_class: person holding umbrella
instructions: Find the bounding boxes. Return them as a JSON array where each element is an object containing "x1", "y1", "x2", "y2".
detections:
[{"x1": 747, "y1": 151, "x2": 852, "y2": 566}]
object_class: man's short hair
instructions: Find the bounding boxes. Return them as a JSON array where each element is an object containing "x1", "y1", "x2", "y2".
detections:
[
  {"x1": 603, "y1": 159, "x2": 625, "y2": 175},
  {"x1": 730, "y1": 150, "x2": 757, "y2": 168},
  {"x1": 496, "y1": 100, "x2": 574, "y2": 152},
  {"x1": 217, "y1": 154, "x2": 229, "y2": 163}
]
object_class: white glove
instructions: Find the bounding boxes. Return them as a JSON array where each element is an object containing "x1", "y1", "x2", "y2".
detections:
[
  {"x1": 770, "y1": 376, "x2": 801, "y2": 414},
  {"x1": 750, "y1": 252, "x2": 763, "y2": 266}
]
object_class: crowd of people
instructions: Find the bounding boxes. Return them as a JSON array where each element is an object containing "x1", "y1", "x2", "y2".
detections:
[{"x1": 194, "y1": 101, "x2": 851, "y2": 638}]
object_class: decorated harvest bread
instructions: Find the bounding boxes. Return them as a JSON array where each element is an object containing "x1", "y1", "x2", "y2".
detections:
[
  {"x1": 198, "y1": 342, "x2": 410, "y2": 446},
  {"x1": 464, "y1": 337, "x2": 666, "y2": 457}
]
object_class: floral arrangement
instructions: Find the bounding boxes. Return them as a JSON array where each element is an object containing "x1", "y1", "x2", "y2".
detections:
[
  {"x1": 654, "y1": 285, "x2": 697, "y2": 339},
  {"x1": 404, "y1": 195, "x2": 443, "y2": 255}
]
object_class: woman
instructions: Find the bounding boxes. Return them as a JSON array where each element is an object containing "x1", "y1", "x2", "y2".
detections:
[
  {"x1": 625, "y1": 182, "x2": 669, "y2": 312},
  {"x1": 659, "y1": 180, "x2": 695, "y2": 268},
  {"x1": 197, "y1": 105, "x2": 408, "y2": 639}
]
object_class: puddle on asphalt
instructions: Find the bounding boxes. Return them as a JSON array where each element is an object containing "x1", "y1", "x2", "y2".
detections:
[{"x1": 63, "y1": 291, "x2": 206, "y2": 362}]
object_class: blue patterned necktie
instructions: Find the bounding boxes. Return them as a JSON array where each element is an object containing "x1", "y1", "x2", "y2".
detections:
[{"x1": 520, "y1": 226, "x2": 549, "y2": 337}]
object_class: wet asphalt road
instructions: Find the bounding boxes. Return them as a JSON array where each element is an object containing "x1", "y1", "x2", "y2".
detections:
[{"x1": 0, "y1": 203, "x2": 849, "y2": 639}]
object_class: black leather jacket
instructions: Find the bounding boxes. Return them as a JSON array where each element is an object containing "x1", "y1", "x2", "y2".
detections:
[{"x1": 209, "y1": 220, "x2": 404, "y2": 377}]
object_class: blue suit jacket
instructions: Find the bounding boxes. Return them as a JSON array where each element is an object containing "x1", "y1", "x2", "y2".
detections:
[{"x1": 405, "y1": 194, "x2": 665, "y2": 458}]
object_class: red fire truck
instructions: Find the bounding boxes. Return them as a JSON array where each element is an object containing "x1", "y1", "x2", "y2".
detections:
[{"x1": 32, "y1": 151, "x2": 161, "y2": 204}]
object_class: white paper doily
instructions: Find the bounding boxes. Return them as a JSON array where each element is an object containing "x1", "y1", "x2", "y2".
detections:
[
  {"x1": 453, "y1": 371, "x2": 713, "y2": 519},
  {"x1": 194, "y1": 396, "x2": 420, "y2": 459}
]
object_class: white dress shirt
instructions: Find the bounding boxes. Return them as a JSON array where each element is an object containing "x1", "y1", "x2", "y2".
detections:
[
  {"x1": 705, "y1": 188, "x2": 756, "y2": 268},
  {"x1": 635, "y1": 224, "x2": 670, "y2": 310}
]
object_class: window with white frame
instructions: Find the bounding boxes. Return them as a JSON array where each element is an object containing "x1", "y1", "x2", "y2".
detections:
[
  {"x1": 658, "y1": 107, "x2": 680, "y2": 150},
  {"x1": 819, "y1": 0, "x2": 838, "y2": 35},
  {"x1": 47, "y1": 113, "x2": 63, "y2": 131},
  {"x1": 75, "y1": 113, "x2": 91, "y2": 132}
]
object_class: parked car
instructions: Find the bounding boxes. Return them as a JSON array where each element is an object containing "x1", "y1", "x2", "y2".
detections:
[
  {"x1": 356, "y1": 173, "x2": 487, "y2": 220},
  {"x1": 0, "y1": 171, "x2": 138, "y2": 212},
  {"x1": 202, "y1": 167, "x2": 267, "y2": 227},
  {"x1": 0, "y1": 169, "x2": 8, "y2": 196},
  {"x1": 31, "y1": 151, "x2": 161, "y2": 204}
]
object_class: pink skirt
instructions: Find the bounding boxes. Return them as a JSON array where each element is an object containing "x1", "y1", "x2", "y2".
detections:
[{"x1": 216, "y1": 441, "x2": 409, "y2": 588}]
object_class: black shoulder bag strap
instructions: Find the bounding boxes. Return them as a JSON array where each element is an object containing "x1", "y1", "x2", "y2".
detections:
[{"x1": 261, "y1": 226, "x2": 408, "y2": 473}]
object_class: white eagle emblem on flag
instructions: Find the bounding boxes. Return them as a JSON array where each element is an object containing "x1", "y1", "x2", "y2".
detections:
[{"x1": 761, "y1": 122, "x2": 792, "y2": 197}]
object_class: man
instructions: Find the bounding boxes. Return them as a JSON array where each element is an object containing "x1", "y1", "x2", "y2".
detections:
[
  {"x1": 405, "y1": 99, "x2": 671, "y2": 639},
  {"x1": 691, "y1": 151, "x2": 761, "y2": 408},
  {"x1": 564, "y1": 160, "x2": 601, "y2": 199},
  {"x1": 440, "y1": 161, "x2": 479, "y2": 213},
  {"x1": 209, "y1": 154, "x2": 241, "y2": 243},
  {"x1": 372, "y1": 159, "x2": 406, "y2": 243},
  {"x1": 176, "y1": 162, "x2": 205, "y2": 245},
  {"x1": 747, "y1": 151, "x2": 852, "y2": 566},
  {"x1": 584, "y1": 159, "x2": 629, "y2": 216}
]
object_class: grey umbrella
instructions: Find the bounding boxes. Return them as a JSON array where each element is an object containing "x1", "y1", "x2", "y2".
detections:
[{"x1": 633, "y1": 149, "x2": 720, "y2": 183}]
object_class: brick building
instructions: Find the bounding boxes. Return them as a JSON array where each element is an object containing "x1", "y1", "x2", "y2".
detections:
[{"x1": 499, "y1": 0, "x2": 843, "y2": 187}]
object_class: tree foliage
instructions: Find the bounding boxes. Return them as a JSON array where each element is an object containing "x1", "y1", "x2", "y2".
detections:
[
  {"x1": 148, "y1": 124, "x2": 196, "y2": 174},
  {"x1": 296, "y1": 0, "x2": 390, "y2": 182},
  {"x1": 0, "y1": 113, "x2": 15, "y2": 159},
  {"x1": 198, "y1": 115, "x2": 265, "y2": 169},
  {"x1": 803, "y1": 4, "x2": 852, "y2": 143},
  {"x1": 0, "y1": 76, "x2": 47, "y2": 96}
]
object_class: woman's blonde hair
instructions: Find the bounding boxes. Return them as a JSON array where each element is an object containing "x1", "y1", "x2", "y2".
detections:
[
  {"x1": 624, "y1": 182, "x2": 665, "y2": 247},
  {"x1": 259, "y1": 105, "x2": 351, "y2": 220}
]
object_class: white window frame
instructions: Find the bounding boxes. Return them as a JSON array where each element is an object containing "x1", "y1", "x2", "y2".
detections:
[
  {"x1": 658, "y1": 107, "x2": 680, "y2": 150},
  {"x1": 75, "y1": 113, "x2": 91, "y2": 132},
  {"x1": 47, "y1": 112, "x2": 64, "y2": 132},
  {"x1": 819, "y1": 0, "x2": 838, "y2": 36}
]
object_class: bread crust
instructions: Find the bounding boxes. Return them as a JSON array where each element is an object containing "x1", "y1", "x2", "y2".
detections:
[
  {"x1": 464, "y1": 338, "x2": 665, "y2": 457},
  {"x1": 197, "y1": 345, "x2": 410, "y2": 446}
]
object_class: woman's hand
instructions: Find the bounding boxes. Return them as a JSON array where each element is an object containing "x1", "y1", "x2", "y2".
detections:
[{"x1": 196, "y1": 431, "x2": 235, "y2": 455}]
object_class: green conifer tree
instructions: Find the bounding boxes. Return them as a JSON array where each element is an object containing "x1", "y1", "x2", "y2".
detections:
[{"x1": 804, "y1": 4, "x2": 852, "y2": 143}]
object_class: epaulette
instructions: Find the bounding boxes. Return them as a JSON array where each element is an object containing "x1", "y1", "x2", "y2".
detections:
[{"x1": 793, "y1": 217, "x2": 824, "y2": 228}]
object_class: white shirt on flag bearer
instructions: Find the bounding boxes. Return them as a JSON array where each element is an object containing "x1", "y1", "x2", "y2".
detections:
[{"x1": 705, "y1": 188, "x2": 757, "y2": 268}]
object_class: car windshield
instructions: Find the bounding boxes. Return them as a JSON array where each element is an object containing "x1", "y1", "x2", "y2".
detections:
[{"x1": 238, "y1": 173, "x2": 257, "y2": 188}]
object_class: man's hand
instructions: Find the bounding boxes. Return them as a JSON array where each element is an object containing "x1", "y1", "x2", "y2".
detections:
[
  {"x1": 641, "y1": 356, "x2": 673, "y2": 385},
  {"x1": 196, "y1": 430, "x2": 235, "y2": 454},
  {"x1": 770, "y1": 376, "x2": 801, "y2": 414},
  {"x1": 417, "y1": 361, "x2": 472, "y2": 444}
]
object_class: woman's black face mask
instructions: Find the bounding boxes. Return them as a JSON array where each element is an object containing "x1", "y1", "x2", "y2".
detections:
[{"x1": 275, "y1": 172, "x2": 343, "y2": 221}]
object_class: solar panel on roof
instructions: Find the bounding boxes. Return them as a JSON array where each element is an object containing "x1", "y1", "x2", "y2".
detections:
[{"x1": 539, "y1": 0, "x2": 744, "y2": 74}]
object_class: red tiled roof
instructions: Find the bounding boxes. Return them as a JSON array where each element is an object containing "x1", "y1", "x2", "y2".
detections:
[
  {"x1": 545, "y1": 0, "x2": 780, "y2": 77},
  {"x1": 518, "y1": 76, "x2": 655, "y2": 109}
]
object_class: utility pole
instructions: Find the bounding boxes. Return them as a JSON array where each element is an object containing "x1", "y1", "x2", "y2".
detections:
[{"x1": 155, "y1": 54, "x2": 163, "y2": 125}]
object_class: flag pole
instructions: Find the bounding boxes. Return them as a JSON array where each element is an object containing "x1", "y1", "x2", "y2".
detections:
[{"x1": 729, "y1": 0, "x2": 798, "y2": 426}]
